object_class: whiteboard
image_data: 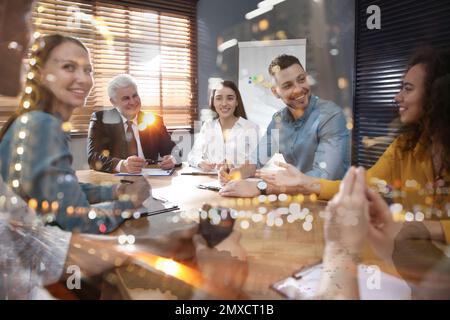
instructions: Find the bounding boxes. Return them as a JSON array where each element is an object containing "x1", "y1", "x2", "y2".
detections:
[{"x1": 238, "y1": 39, "x2": 306, "y2": 133}]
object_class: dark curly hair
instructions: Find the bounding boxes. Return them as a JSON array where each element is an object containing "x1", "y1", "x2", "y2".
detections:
[
  {"x1": 402, "y1": 47, "x2": 450, "y2": 173},
  {"x1": 429, "y1": 52, "x2": 450, "y2": 173}
]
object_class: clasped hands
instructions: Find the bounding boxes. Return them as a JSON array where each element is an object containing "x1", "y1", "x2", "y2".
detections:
[
  {"x1": 323, "y1": 166, "x2": 401, "y2": 262},
  {"x1": 121, "y1": 155, "x2": 176, "y2": 173}
]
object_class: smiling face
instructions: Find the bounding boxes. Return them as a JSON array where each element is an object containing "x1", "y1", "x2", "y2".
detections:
[
  {"x1": 41, "y1": 41, "x2": 93, "y2": 112},
  {"x1": 213, "y1": 86, "x2": 238, "y2": 120},
  {"x1": 271, "y1": 63, "x2": 311, "y2": 111},
  {"x1": 395, "y1": 64, "x2": 426, "y2": 124},
  {"x1": 111, "y1": 85, "x2": 141, "y2": 120}
]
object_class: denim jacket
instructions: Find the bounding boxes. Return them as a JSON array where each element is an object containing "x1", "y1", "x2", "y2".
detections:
[{"x1": 0, "y1": 111, "x2": 133, "y2": 233}]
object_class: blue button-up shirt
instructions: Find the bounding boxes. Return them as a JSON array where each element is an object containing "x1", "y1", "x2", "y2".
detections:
[{"x1": 251, "y1": 95, "x2": 350, "y2": 180}]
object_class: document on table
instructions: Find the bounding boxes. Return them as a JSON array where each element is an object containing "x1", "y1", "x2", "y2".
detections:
[
  {"x1": 271, "y1": 263, "x2": 411, "y2": 300},
  {"x1": 260, "y1": 153, "x2": 287, "y2": 173},
  {"x1": 197, "y1": 180, "x2": 223, "y2": 191},
  {"x1": 181, "y1": 166, "x2": 218, "y2": 175},
  {"x1": 115, "y1": 168, "x2": 175, "y2": 177},
  {"x1": 201, "y1": 180, "x2": 222, "y2": 188},
  {"x1": 134, "y1": 195, "x2": 179, "y2": 217}
]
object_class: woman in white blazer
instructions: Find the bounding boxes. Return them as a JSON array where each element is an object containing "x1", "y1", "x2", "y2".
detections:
[{"x1": 188, "y1": 80, "x2": 259, "y2": 171}]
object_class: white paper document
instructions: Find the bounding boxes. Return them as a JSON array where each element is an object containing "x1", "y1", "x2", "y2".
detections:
[
  {"x1": 133, "y1": 196, "x2": 179, "y2": 217},
  {"x1": 183, "y1": 166, "x2": 218, "y2": 175},
  {"x1": 271, "y1": 263, "x2": 411, "y2": 300},
  {"x1": 260, "y1": 153, "x2": 287, "y2": 172}
]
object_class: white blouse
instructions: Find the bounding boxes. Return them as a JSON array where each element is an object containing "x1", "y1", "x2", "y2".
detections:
[{"x1": 188, "y1": 117, "x2": 259, "y2": 167}]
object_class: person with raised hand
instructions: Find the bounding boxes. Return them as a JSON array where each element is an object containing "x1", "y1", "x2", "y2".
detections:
[
  {"x1": 317, "y1": 165, "x2": 450, "y2": 299},
  {"x1": 317, "y1": 167, "x2": 369, "y2": 299},
  {"x1": 255, "y1": 48, "x2": 450, "y2": 244}
]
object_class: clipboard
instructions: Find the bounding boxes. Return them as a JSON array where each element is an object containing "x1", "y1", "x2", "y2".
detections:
[{"x1": 270, "y1": 262, "x2": 322, "y2": 300}]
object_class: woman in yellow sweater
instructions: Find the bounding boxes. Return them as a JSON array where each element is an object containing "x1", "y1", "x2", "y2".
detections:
[{"x1": 258, "y1": 48, "x2": 450, "y2": 243}]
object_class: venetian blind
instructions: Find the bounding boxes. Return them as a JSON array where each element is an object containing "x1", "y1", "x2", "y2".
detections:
[
  {"x1": 0, "y1": 0, "x2": 198, "y2": 134},
  {"x1": 353, "y1": 0, "x2": 450, "y2": 167}
]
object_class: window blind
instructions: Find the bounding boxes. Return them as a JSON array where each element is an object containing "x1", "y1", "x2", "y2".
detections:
[
  {"x1": 0, "y1": 0, "x2": 198, "y2": 134},
  {"x1": 353, "y1": 0, "x2": 450, "y2": 167}
]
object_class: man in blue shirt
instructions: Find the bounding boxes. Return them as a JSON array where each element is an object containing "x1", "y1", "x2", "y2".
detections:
[{"x1": 219, "y1": 54, "x2": 350, "y2": 197}]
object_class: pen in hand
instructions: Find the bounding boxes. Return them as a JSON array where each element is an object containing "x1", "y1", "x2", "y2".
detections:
[
  {"x1": 146, "y1": 159, "x2": 162, "y2": 165},
  {"x1": 223, "y1": 159, "x2": 230, "y2": 174},
  {"x1": 120, "y1": 179, "x2": 134, "y2": 184}
]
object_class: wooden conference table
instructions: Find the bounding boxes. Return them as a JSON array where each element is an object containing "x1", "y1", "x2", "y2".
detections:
[{"x1": 76, "y1": 165, "x2": 396, "y2": 300}]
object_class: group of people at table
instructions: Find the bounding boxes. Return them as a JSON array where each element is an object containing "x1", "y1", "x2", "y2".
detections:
[{"x1": 0, "y1": 0, "x2": 449, "y2": 300}]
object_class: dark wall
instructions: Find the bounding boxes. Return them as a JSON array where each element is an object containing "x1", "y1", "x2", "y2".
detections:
[
  {"x1": 197, "y1": 0, "x2": 355, "y2": 119},
  {"x1": 353, "y1": 0, "x2": 450, "y2": 167},
  {"x1": 197, "y1": 0, "x2": 260, "y2": 109}
]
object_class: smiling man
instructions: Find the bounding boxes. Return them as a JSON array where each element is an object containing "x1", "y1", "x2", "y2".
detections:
[
  {"x1": 87, "y1": 74, "x2": 180, "y2": 173},
  {"x1": 219, "y1": 54, "x2": 350, "y2": 197}
]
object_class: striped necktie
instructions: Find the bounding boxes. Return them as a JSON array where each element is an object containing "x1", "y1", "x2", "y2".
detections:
[{"x1": 126, "y1": 120, "x2": 138, "y2": 156}]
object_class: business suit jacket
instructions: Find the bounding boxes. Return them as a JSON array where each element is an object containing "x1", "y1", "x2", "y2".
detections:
[{"x1": 87, "y1": 108, "x2": 176, "y2": 173}]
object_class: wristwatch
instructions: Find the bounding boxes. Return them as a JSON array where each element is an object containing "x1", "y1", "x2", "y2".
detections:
[{"x1": 256, "y1": 180, "x2": 268, "y2": 195}]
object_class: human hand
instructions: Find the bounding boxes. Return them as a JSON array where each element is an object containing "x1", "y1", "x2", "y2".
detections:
[
  {"x1": 218, "y1": 162, "x2": 232, "y2": 185},
  {"x1": 159, "y1": 155, "x2": 176, "y2": 170},
  {"x1": 193, "y1": 231, "x2": 248, "y2": 299},
  {"x1": 218, "y1": 163, "x2": 241, "y2": 185},
  {"x1": 366, "y1": 188, "x2": 402, "y2": 262},
  {"x1": 198, "y1": 161, "x2": 217, "y2": 172},
  {"x1": 122, "y1": 156, "x2": 146, "y2": 173},
  {"x1": 218, "y1": 180, "x2": 259, "y2": 198},
  {"x1": 323, "y1": 167, "x2": 369, "y2": 256},
  {"x1": 255, "y1": 161, "x2": 304, "y2": 187},
  {"x1": 116, "y1": 177, "x2": 151, "y2": 208}
]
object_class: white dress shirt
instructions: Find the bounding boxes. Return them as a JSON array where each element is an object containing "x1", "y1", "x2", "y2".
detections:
[
  {"x1": 188, "y1": 117, "x2": 259, "y2": 167},
  {"x1": 115, "y1": 108, "x2": 145, "y2": 172}
]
